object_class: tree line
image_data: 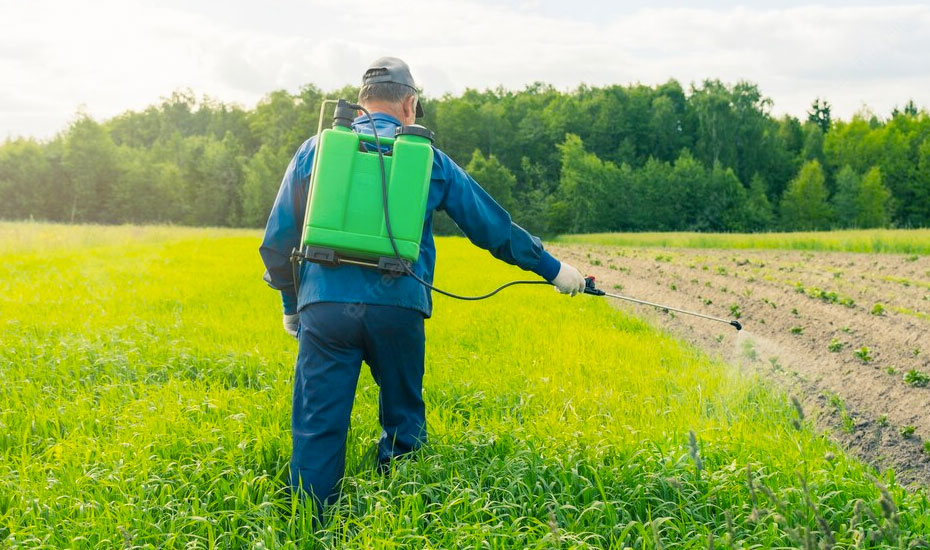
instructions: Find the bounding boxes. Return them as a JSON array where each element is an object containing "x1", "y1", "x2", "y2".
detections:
[{"x1": 1, "y1": 81, "x2": 928, "y2": 235}]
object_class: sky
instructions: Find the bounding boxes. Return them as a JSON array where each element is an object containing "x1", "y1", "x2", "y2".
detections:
[{"x1": 2, "y1": 0, "x2": 930, "y2": 140}]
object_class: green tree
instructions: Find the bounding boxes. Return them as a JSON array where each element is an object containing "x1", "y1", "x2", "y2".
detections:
[
  {"x1": 856, "y1": 166, "x2": 892, "y2": 228},
  {"x1": 647, "y1": 95, "x2": 680, "y2": 161},
  {"x1": 911, "y1": 140, "x2": 930, "y2": 227},
  {"x1": 807, "y1": 98, "x2": 832, "y2": 133},
  {"x1": 698, "y1": 163, "x2": 748, "y2": 232},
  {"x1": 744, "y1": 174, "x2": 775, "y2": 231},
  {"x1": 891, "y1": 99, "x2": 919, "y2": 118},
  {"x1": 513, "y1": 156, "x2": 554, "y2": 236},
  {"x1": 62, "y1": 116, "x2": 123, "y2": 222},
  {"x1": 777, "y1": 115, "x2": 804, "y2": 156},
  {"x1": 690, "y1": 80, "x2": 771, "y2": 184},
  {"x1": 478, "y1": 100, "x2": 515, "y2": 159},
  {"x1": 630, "y1": 157, "x2": 674, "y2": 230},
  {"x1": 249, "y1": 90, "x2": 301, "y2": 153},
  {"x1": 248, "y1": 87, "x2": 321, "y2": 156},
  {"x1": 0, "y1": 139, "x2": 55, "y2": 220},
  {"x1": 242, "y1": 145, "x2": 290, "y2": 227},
  {"x1": 730, "y1": 82, "x2": 772, "y2": 184},
  {"x1": 668, "y1": 150, "x2": 708, "y2": 229},
  {"x1": 780, "y1": 160, "x2": 832, "y2": 230},
  {"x1": 554, "y1": 134, "x2": 606, "y2": 233},
  {"x1": 691, "y1": 79, "x2": 735, "y2": 169},
  {"x1": 879, "y1": 119, "x2": 925, "y2": 226},
  {"x1": 801, "y1": 123, "x2": 824, "y2": 164},
  {"x1": 554, "y1": 134, "x2": 631, "y2": 233},
  {"x1": 652, "y1": 79, "x2": 694, "y2": 160},
  {"x1": 113, "y1": 152, "x2": 186, "y2": 223},
  {"x1": 179, "y1": 132, "x2": 243, "y2": 226},
  {"x1": 831, "y1": 165, "x2": 861, "y2": 228},
  {"x1": 465, "y1": 149, "x2": 516, "y2": 212},
  {"x1": 433, "y1": 95, "x2": 484, "y2": 165}
]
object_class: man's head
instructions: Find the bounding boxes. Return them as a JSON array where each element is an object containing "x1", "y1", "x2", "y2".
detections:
[{"x1": 358, "y1": 57, "x2": 423, "y2": 125}]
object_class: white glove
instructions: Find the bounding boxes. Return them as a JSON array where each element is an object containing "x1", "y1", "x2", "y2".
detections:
[
  {"x1": 283, "y1": 313, "x2": 299, "y2": 339},
  {"x1": 552, "y1": 262, "x2": 586, "y2": 296}
]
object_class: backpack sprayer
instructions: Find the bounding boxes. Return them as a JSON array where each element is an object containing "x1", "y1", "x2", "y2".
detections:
[
  {"x1": 290, "y1": 98, "x2": 550, "y2": 300},
  {"x1": 290, "y1": 99, "x2": 741, "y2": 330}
]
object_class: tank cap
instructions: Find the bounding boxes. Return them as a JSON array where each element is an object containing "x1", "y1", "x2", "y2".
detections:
[
  {"x1": 395, "y1": 124, "x2": 434, "y2": 143},
  {"x1": 332, "y1": 99, "x2": 355, "y2": 128}
]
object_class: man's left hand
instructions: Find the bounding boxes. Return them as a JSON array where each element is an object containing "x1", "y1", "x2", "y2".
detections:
[{"x1": 283, "y1": 313, "x2": 299, "y2": 339}]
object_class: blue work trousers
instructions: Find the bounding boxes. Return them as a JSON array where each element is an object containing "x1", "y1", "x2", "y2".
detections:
[{"x1": 290, "y1": 302, "x2": 426, "y2": 505}]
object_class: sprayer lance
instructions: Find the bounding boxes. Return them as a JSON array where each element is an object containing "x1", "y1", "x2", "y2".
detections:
[{"x1": 584, "y1": 277, "x2": 741, "y2": 331}]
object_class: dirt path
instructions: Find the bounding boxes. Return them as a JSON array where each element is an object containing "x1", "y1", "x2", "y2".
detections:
[{"x1": 551, "y1": 244, "x2": 930, "y2": 488}]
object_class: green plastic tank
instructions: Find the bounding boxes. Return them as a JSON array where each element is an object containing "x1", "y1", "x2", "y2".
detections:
[{"x1": 301, "y1": 115, "x2": 434, "y2": 268}]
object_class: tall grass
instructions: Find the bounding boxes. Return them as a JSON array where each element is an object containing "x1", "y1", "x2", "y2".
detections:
[
  {"x1": 556, "y1": 228, "x2": 930, "y2": 254},
  {"x1": 1, "y1": 223, "x2": 928, "y2": 548}
]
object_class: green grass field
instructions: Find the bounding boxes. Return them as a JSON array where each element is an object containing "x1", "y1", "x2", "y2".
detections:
[
  {"x1": 2, "y1": 222, "x2": 928, "y2": 548},
  {"x1": 555, "y1": 228, "x2": 930, "y2": 254}
]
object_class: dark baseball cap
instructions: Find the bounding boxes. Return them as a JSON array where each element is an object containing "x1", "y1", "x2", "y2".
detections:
[{"x1": 362, "y1": 56, "x2": 424, "y2": 118}]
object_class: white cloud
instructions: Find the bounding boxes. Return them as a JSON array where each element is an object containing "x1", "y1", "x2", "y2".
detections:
[{"x1": 1, "y1": 0, "x2": 929, "y2": 139}]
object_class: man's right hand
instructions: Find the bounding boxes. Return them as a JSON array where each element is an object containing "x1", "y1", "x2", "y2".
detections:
[
  {"x1": 552, "y1": 262, "x2": 586, "y2": 296},
  {"x1": 283, "y1": 313, "x2": 299, "y2": 339}
]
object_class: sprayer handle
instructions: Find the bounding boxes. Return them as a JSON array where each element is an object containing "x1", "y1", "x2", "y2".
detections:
[{"x1": 584, "y1": 276, "x2": 606, "y2": 296}]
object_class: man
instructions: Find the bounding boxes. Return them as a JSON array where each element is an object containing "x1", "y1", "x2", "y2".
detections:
[{"x1": 259, "y1": 56, "x2": 585, "y2": 511}]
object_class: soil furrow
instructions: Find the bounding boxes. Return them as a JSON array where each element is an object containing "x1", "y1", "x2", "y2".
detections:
[{"x1": 554, "y1": 244, "x2": 930, "y2": 487}]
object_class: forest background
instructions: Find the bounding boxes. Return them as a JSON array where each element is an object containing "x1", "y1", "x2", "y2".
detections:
[{"x1": 2, "y1": 79, "x2": 928, "y2": 236}]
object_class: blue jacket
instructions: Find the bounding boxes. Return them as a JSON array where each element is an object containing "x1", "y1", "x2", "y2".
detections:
[{"x1": 259, "y1": 112, "x2": 561, "y2": 317}]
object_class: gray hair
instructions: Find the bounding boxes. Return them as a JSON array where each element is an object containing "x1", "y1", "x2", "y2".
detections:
[{"x1": 358, "y1": 82, "x2": 417, "y2": 106}]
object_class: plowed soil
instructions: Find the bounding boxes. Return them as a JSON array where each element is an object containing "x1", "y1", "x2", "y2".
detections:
[{"x1": 552, "y1": 244, "x2": 930, "y2": 487}]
